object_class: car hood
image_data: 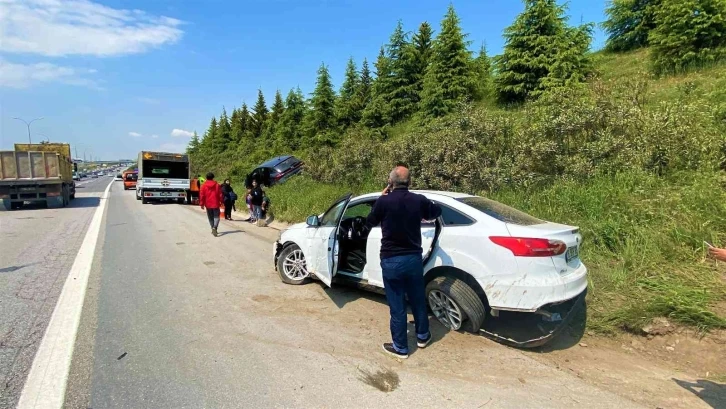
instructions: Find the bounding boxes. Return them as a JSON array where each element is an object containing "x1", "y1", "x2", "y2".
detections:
[{"x1": 285, "y1": 222, "x2": 308, "y2": 231}]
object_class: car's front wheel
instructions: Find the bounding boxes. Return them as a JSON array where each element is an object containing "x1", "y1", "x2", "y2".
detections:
[
  {"x1": 426, "y1": 276, "x2": 486, "y2": 333},
  {"x1": 276, "y1": 244, "x2": 310, "y2": 285}
]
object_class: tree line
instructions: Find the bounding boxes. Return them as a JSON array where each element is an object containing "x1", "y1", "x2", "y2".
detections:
[
  {"x1": 189, "y1": 0, "x2": 726, "y2": 159},
  {"x1": 603, "y1": 0, "x2": 726, "y2": 72}
]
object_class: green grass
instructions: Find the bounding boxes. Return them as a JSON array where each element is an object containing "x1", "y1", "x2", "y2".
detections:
[
  {"x1": 493, "y1": 170, "x2": 726, "y2": 333},
  {"x1": 268, "y1": 170, "x2": 726, "y2": 334}
]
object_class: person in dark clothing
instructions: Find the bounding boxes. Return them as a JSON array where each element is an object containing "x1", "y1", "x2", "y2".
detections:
[
  {"x1": 366, "y1": 165, "x2": 442, "y2": 359},
  {"x1": 199, "y1": 172, "x2": 223, "y2": 237},
  {"x1": 249, "y1": 179, "x2": 264, "y2": 223},
  {"x1": 221, "y1": 179, "x2": 235, "y2": 220}
]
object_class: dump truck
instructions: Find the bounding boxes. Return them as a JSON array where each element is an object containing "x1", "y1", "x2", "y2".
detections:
[
  {"x1": 0, "y1": 143, "x2": 77, "y2": 210},
  {"x1": 136, "y1": 151, "x2": 190, "y2": 204}
]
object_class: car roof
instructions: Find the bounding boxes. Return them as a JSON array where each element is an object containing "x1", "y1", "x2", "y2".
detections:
[
  {"x1": 353, "y1": 190, "x2": 475, "y2": 201},
  {"x1": 257, "y1": 155, "x2": 295, "y2": 168}
]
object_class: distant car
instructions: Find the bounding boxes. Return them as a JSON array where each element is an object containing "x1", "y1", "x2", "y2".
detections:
[
  {"x1": 91, "y1": 173, "x2": 98, "y2": 178},
  {"x1": 274, "y1": 190, "x2": 587, "y2": 346},
  {"x1": 115, "y1": 173, "x2": 123, "y2": 181},
  {"x1": 72, "y1": 172, "x2": 81, "y2": 181},
  {"x1": 246, "y1": 155, "x2": 303, "y2": 188}
]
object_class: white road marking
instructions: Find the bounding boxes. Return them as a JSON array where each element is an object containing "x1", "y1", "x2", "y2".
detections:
[{"x1": 17, "y1": 180, "x2": 114, "y2": 409}]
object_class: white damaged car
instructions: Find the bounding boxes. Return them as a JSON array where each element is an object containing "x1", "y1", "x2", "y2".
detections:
[{"x1": 273, "y1": 191, "x2": 587, "y2": 346}]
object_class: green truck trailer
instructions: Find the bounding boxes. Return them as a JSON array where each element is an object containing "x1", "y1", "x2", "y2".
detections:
[{"x1": 0, "y1": 143, "x2": 77, "y2": 210}]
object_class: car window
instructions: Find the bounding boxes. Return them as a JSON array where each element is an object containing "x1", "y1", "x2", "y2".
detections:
[
  {"x1": 274, "y1": 157, "x2": 300, "y2": 173},
  {"x1": 440, "y1": 205, "x2": 475, "y2": 226},
  {"x1": 459, "y1": 196, "x2": 543, "y2": 226},
  {"x1": 320, "y1": 199, "x2": 348, "y2": 227},
  {"x1": 342, "y1": 202, "x2": 373, "y2": 220}
]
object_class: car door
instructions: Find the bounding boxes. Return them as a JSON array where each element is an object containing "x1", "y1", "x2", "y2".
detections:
[{"x1": 307, "y1": 194, "x2": 352, "y2": 287}]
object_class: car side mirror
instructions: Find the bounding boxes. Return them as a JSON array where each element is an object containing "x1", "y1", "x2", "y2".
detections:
[{"x1": 306, "y1": 215, "x2": 319, "y2": 227}]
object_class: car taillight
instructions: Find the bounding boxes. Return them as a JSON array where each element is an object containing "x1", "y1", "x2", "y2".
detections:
[
  {"x1": 274, "y1": 172, "x2": 284, "y2": 180},
  {"x1": 489, "y1": 236, "x2": 567, "y2": 257}
]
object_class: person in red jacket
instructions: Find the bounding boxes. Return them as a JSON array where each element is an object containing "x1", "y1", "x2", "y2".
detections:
[{"x1": 199, "y1": 172, "x2": 223, "y2": 237}]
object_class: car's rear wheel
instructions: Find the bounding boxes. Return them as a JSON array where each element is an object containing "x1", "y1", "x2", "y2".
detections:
[
  {"x1": 426, "y1": 276, "x2": 486, "y2": 333},
  {"x1": 277, "y1": 244, "x2": 310, "y2": 285}
]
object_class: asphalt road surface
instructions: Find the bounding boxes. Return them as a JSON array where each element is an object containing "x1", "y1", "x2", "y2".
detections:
[
  {"x1": 0, "y1": 177, "x2": 705, "y2": 408},
  {"x1": 0, "y1": 176, "x2": 113, "y2": 409}
]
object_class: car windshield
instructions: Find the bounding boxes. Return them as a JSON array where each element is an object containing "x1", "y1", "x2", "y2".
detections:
[{"x1": 458, "y1": 196, "x2": 543, "y2": 226}]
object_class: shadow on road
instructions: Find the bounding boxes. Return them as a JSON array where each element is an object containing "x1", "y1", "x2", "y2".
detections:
[
  {"x1": 68, "y1": 197, "x2": 101, "y2": 208},
  {"x1": 218, "y1": 230, "x2": 244, "y2": 237},
  {"x1": 673, "y1": 378, "x2": 726, "y2": 408}
]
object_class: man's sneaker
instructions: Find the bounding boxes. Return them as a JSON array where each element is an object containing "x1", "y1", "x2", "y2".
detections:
[
  {"x1": 212, "y1": 228, "x2": 218, "y2": 237},
  {"x1": 417, "y1": 333, "x2": 432, "y2": 349},
  {"x1": 382, "y1": 343, "x2": 408, "y2": 359}
]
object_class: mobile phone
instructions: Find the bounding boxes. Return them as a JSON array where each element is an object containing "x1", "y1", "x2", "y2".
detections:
[{"x1": 704, "y1": 241, "x2": 714, "y2": 248}]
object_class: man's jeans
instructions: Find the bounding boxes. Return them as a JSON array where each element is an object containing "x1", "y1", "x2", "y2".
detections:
[
  {"x1": 252, "y1": 204, "x2": 263, "y2": 221},
  {"x1": 206, "y1": 208, "x2": 220, "y2": 229},
  {"x1": 381, "y1": 253, "x2": 430, "y2": 354}
]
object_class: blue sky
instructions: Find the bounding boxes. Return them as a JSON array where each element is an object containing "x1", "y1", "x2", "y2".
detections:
[{"x1": 0, "y1": 0, "x2": 607, "y2": 161}]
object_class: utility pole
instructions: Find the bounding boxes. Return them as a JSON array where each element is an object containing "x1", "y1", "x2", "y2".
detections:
[{"x1": 13, "y1": 117, "x2": 44, "y2": 144}]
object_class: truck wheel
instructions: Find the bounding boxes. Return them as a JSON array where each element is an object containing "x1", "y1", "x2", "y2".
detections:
[
  {"x1": 276, "y1": 244, "x2": 311, "y2": 285},
  {"x1": 426, "y1": 276, "x2": 486, "y2": 333}
]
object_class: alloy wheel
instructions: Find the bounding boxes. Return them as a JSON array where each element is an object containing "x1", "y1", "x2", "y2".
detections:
[{"x1": 428, "y1": 290, "x2": 463, "y2": 330}]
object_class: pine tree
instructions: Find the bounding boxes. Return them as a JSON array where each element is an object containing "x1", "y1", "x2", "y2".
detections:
[
  {"x1": 251, "y1": 89, "x2": 268, "y2": 139},
  {"x1": 472, "y1": 44, "x2": 493, "y2": 100},
  {"x1": 336, "y1": 57, "x2": 361, "y2": 128},
  {"x1": 276, "y1": 87, "x2": 307, "y2": 150},
  {"x1": 264, "y1": 90, "x2": 286, "y2": 143},
  {"x1": 187, "y1": 131, "x2": 201, "y2": 155},
  {"x1": 409, "y1": 21, "x2": 434, "y2": 109},
  {"x1": 354, "y1": 58, "x2": 373, "y2": 118},
  {"x1": 420, "y1": 4, "x2": 475, "y2": 117},
  {"x1": 307, "y1": 63, "x2": 338, "y2": 146},
  {"x1": 270, "y1": 90, "x2": 285, "y2": 124},
  {"x1": 231, "y1": 104, "x2": 251, "y2": 144},
  {"x1": 650, "y1": 0, "x2": 726, "y2": 74},
  {"x1": 602, "y1": 0, "x2": 661, "y2": 52},
  {"x1": 494, "y1": 0, "x2": 592, "y2": 104},
  {"x1": 213, "y1": 107, "x2": 232, "y2": 153},
  {"x1": 386, "y1": 20, "x2": 419, "y2": 122},
  {"x1": 362, "y1": 47, "x2": 393, "y2": 128}
]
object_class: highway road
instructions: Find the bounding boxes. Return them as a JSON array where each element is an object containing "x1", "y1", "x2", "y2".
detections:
[{"x1": 0, "y1": 177, "x2": 707, "y2": 408}]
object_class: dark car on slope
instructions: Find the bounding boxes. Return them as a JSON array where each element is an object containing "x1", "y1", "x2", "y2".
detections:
[{"x1": 245, "y1": 155, "x2": 303, "y2": 188}]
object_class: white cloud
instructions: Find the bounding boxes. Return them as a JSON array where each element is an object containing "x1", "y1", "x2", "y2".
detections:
[
  {"x1": 170, "y1": 128, "x2": 194, "y2": 138},
  {"x1": 0, "y1": 0, "x2": 184, "y2": 57},
  {"x1": 157, "y1": 142, "x2": 188, "y2": 153},
  {"x1": 151, "y1": 134, "x2": 159, "y2": 139},
  {"x1": 0, "y1": 58, "x2": 101, "y2": 89},
  {"x1": 128, "y1": 131, "x2": 142, "y2": 137}
]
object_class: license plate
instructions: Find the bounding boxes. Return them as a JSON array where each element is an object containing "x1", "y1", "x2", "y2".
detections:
[
  {"x1": 160, "y1": 192, "x2": 171, "y2": 196},
  {"x1": 566, "y1": 246, "x2": 579, "y2": 262}
]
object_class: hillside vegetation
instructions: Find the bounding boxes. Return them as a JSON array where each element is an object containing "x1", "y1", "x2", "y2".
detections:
[{"x1": 189, "y1": 1, "x2": 726, "y2": 334}]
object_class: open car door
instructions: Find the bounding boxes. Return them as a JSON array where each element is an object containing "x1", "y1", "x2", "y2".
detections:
[{"x1": 308, "y1": 193, "x2": 353, "y2": 287}]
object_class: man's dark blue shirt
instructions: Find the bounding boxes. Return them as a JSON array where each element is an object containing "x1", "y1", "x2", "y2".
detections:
[{"x1": 366, "y1": 188, "x2": 442, "y2": 260}]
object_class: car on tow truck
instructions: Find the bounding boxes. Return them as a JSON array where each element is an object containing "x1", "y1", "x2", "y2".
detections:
[{"x1": 273, "y1": 190, "x2": 587, "y2": 347}]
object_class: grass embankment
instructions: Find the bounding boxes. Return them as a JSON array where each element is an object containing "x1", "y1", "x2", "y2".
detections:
[
  {"x1": 266, "y1": 170, "x2": 726, "y2": 334},
  {"x1": 207, "y1": 49, "x2": 726, "y2": 335}
]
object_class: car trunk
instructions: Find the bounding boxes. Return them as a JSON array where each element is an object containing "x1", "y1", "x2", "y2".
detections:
[{"x1": 504, "y1": 222, "x2": 583, "y2": 276}]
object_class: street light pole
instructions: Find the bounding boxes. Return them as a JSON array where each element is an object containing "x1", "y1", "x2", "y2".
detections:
[{"x1": 13, "y1": 117, "x2": 44, "y2": 144}]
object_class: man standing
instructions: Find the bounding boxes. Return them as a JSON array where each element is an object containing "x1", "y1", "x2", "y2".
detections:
[
  {"x1": 199, "y1": 172, "x2": 223, "y2": 237},
  {"x1": 366, "y1": 166, "x2": 442, "y2": 359}
]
